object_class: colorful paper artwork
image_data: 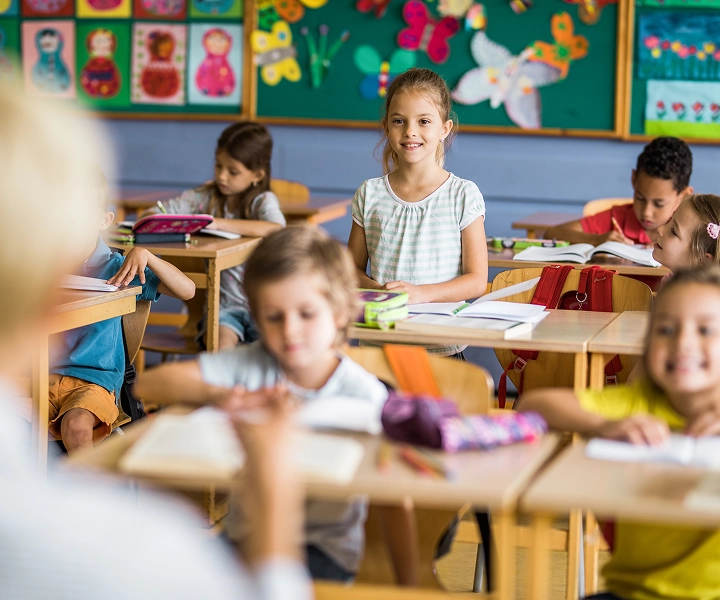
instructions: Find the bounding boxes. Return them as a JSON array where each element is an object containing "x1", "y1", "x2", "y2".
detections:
[
  {"x1": 645, "y1": 79, "x2": 720, "y2": 138},
  {"x1": 251, "y1": 20, "x2": 301, "y2": 85},
  {"x1": 21, "y1": 0, "x2": 72, "y2": 17},
  {"x1": 354, "y1": 45, "x2": 415, "y2": 100},
  {"x1": 638, "y1": 13, "x2": 720, "y2": 80},
  {"x1": 0, "y1": 19, "x2": 20, "y2": 82},
  {"x1": 134, "y1": 0, "x2": 186, "y2": 19},
  {"x1": 529, "y1": 12, "x2": 588, "y2": 79},
  {"x1": 190, "y1": 0, "x2": 240, "y2": 18},
  {"x1": 188, "y1": 23, "x2": 241, "y2": 105},
  {"x1": 76, "y1": 22, "x2": 130, "y2": 107},
  {"x1": 256, "y1": 0, "x2": 326, "y2": 30},
  {"x1": 76, "y1": 0, "x2": 130, "y2": 18},
  {"x1": 563, "y1": 0, "x2": 617, "y2": 25},
  {"x1": 509, "y1": 0, "x2": 532, "y2": 14},
  {"x1": 0, "y1": 0, "x2": 18, "y2": 16},
  {"x1": 131, "y1": 23, "x2": 186, "y2": 104},
  {"x1": 452, "y1": 31, "x2": 561, "y2": 129},
  {"x1": 356, "y1": 0, "x2": 391, "y2": 19},
  {"x1": 637, "y1": 0, "x2": 720, "y2": 7},
  {"x1": 22, "y1": 20, "x2": 75, "y2": 97},
  {"x1": 300, "y1": 25, "x2": 349, "y2": 88},
  {"x1": 437, "y1": 0, "x2": 472, "y2": 17},
  {"x1": 397, "y1": 0, "x2": 460, "y2": 64},
  {"x1": 464, "y1": 3, "x2": 486, "y2": 30}
]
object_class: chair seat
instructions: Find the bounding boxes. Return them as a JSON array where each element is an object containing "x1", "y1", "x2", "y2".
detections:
[{"x1": 141, "y1": 331, "x2": 201, "y2": 356}]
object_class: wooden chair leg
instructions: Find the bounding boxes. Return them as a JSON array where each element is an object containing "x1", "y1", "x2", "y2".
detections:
[
  {"x1": 566, "y1": 509, "x2": 583, "y2": 600},
  {"x1": 584, "y1": 511, "x2": 601, "y2": 596}
]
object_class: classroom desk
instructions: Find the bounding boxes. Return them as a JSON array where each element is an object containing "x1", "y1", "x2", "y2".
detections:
[
  {"x1": 520, "y1": 440, "x2": 720, "y2": 600},
  {"x1": 33, "y1": 287, "x2": 141, "y2": 471},
  {"x1": 70, "y1": 413, "x2": 564, "y2": 600},
  {"x1": 112, "y1": 188, "x2": 351, "y2": 226},
  {"x1": 511, "y1": 212, "x2": 580, "y2": 238},
  {"x1": 114, "y1": 236, "x2": 260, "y2": 351},
  {"x1": 349, "y1": 310, "x2": 620, "y2": 392},
  {"x1": 588, "y1": 311, "x2": 649, "y2": 390},
  {"x1": 487, "y1": 247, "x2": 670, "y2": 278}
]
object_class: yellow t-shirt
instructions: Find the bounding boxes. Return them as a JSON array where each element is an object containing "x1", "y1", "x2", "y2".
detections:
[{"x1": 578, "y1": 379, "x2": 720, "y2": 600}]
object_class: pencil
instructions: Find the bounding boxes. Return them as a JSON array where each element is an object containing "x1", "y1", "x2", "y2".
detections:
[
  {"x1": 157, "y1": 200, "x2": 168, "y2": 214},
  {"x1": 377, "y1": 440, "x2": 393, "y2": 473},
  {"x1": 399, "y1": 445, "x2": 442, "y2": 478},
  {"x1": 611, "y1": 216, "x2": 623, "y2": 236},
  {"x1": 415, "y1": 447, "x2": 454, "y2": 479}
]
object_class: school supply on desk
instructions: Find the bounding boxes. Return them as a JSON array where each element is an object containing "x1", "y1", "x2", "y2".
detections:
[
  {"x1": 119, "y1": 407, "x2": 365, "y2": 485},
  {"x1": 586, "y1": 435, "x2": 720, "y2": 470},
  {"x1": 122, "y1": 214, "x2": 214, "y2": 235},
  {"x1": 396, "y1": 314, "x2": 536, "y2": 339},
  {"x1": 398, "y1": 444, "x2": 448, "y2": 478},
  {"x1": 513, "y1": 241, "x2": 661, "y2": 267},
  {"x1": 199, "y1": 228, "x2": 242, "y2": 240},
  {"x1": 490, "y1": 237, "x2": 570, "y2": 249},
  {"x1": 297, "y1": 395, "x2": 383, "y2": 434},
  {"x1": 59, "y1": 274, "x2": 118, "y2": 292},
  {"x1": 355, "y1": 289, "x2": 409, "y2": 329}
]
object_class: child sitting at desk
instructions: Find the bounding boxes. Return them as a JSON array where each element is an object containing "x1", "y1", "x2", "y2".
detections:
[
  {"x1": 135, "y1": 226, "x2": 388, "y2": 582},
  {"x1": 49, "y1": 169, "x2": 195, "y2": 454},
  {"x1": 519, "y1": 266, "x2": 720, "y2": 600},
  {"x1": 545, "y1": 137, "x2": 693, "y2": 246}
]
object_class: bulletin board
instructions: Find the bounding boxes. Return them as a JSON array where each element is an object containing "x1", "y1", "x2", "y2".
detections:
[
  {"x1": 248, "y1": 0, "x2": 629, "y2": 137},
  {"x1": 625, "y1": 0, "x2": 720, "y2": 142},
  {"x1": 0, "y1": 0, "x2": 252, "y2": 118}
]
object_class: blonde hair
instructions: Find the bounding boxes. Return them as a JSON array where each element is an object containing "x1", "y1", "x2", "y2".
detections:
[
  {"x1": 685, "y1": 194, "x2": 720, "y2": 266},
  {"x1": 244, "y1": 226, "x2": 358, "y2": 343},
  {"x1": 379, "y1": 68, "x2": 457, "y2": 175},
  {"x1": 0, "y1": 85, "x2": 109, "y2": 339}
]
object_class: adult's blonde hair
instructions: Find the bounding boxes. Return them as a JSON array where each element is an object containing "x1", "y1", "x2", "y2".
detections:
[{"x1": 0, "y1": 85, "x2": 108, "y2": 339}]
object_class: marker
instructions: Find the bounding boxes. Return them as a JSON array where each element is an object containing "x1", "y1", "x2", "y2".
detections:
[
  {"x1": 157, "y1": 200, "x2": 168, "y2": 214},
  {"x1": 452, "y1": 302, "x2": 470, "y2": 315},
  {"x1": 611, "y1": 216, "x2": 623, "y2": 236}
]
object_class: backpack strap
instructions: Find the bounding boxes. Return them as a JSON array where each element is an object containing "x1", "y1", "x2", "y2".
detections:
[
  {"x1": 585, "y1": 267, "x2": 623, "y2": 384},
  {"x1": 497, "y1": 265, "x2": 573, "y2": 408},
  {"x1": 384, "y1": 344, "x2": 442, "y2": 397}
]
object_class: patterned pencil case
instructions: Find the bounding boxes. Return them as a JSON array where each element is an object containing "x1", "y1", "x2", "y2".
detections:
[
  {"x1": 131, "y1": 213, "x2": 214, "y2": 234},
  {"x1": 439, "y1": 411, "x2": 548, "y2": 453},
  {"x1": 354, "y1": 289, "x2": 409, "y2": 329}
]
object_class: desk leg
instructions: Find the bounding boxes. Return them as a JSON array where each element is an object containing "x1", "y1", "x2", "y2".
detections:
[
  {"x1": 589, "y1": 353, "x2": 607, "y2": 391},
  {"x1": 573, "y1": 353, "x2": 588, "y2": 394},
  {"x1": 527, "y1": 513, "x2": 551, "y2": 600},
  {"x1": 31, "y1": 337, "x2": 49, "y2": 474},
  {"x1": 206, "y1": 258, "x2": 220, "y2": 353},
  {"x1": 584, "y1": 511, "x2": 601, "y2": 595},
  {"x1": 566, "y1": 508, "x2": 582, "y2": 600},
  {"x1": 495, "y1": 511, "x2": 516, "y2": 600}
]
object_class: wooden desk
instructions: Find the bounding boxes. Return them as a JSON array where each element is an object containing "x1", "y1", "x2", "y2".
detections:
[
  {"x1": 350, "y1": 310, "x2": 620, "y2": 392},
  {"x1": 521, "y1": 440, "x2": 720, "y2": 600},
  {"x1": 511, "y1": 212, "x2": 580, "y2": 238},
  {"x1": 588, "y1": 311, "x2": 649, "y2": 390},
  {"x1": 487, "y1": 247, "x2": 670, "y2": 278},
  {"x1": 70, "y1": 414, "x2": 563, "y2": 600},
  {"x1": 33, "y1": 287, "x2": 141, "y2": 471},
  {"x1": 113, "y1": 188, "x2": 351, "y2": 226},
  {"x1": 114, "y1": 237, "x2": 260, "y2": 351}
]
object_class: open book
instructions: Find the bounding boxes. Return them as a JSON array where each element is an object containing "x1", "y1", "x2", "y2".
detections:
[
  {"x1": 396, "y1": 314, "x2": 535, "y2": 339},
  {"x1": 586, "y1": 435, "x2": 720, "y2": 469},
  {"x1": 59, "y1": 274, "x2": 118, "y2": 292},
  {"x1": 514, "y1": 241, "x2": 661, "y2": 267},
  {"x1": 199, "y1": 228, "x2": 241, "y2": 240},
  {"x1": 119, "y1": 408, "x2": 366, "y2": 485}
]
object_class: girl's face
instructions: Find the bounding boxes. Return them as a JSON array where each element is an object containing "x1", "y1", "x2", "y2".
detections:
[
  {"x1": 652, "y1": 200, "x2": 705, "y2": 272},
  {"x1": 214, "y1": 149, "x2": 264, "y2": 196},
  {"x1": 647, "y1": 283, "x2": 720, "y2": 407},
  {"x1": 254, "y1": 272, "x2": 348, "y2": 381},
  {"x1": 385, "y1": 91, "x2": 452, "y2": 170}
]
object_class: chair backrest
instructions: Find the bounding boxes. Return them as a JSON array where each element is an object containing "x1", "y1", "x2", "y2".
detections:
[
  {"x1": 345, "y1": 346, "x2": 493, "y2": 415},
  {"x1": 122, "y1": 300, "x2": 152, "y2": 364},
  {"x1": 582, "y1": 198, "x2": 633, "y2": 217},
  {"x1": 491, "y1": 268, "x2": 653, "y2": 391},
  {"x1": 270, "y1": 179, "x2": 310, "y2": 204}
]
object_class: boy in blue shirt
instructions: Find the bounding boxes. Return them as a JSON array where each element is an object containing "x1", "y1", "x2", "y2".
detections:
[{"x1": 50, "y1": 171, "x2": 195, "y2": 454}]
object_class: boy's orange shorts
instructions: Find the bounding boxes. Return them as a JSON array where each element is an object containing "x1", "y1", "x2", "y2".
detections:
[{"x1": 48, "y1": 374, "x2": 118, "y2": 443}]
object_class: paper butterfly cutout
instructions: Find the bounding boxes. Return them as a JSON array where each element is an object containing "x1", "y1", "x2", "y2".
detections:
[
  {"x1": 356, "y1": 0, "x2": 391, "y2": 19},
  {"x1": 251, "y1": 20, "x2": 301, "y2": 86},
  {"x1": 452, "y1": 31, "x2": 561, "y2": 129},
  {"x1": 528, "y1": 12, "x2": 588, "y2": 79},
  {"x1": 397, "y1": 0, "x2": 460, "y2": 64},
  {"x1": 563, "y1": 0, "x2": 616, "y2": 25},
  {"x1": 141, "y1": 0, "x2": 185, "y2": 16},
  {"x1": 354, "y1": 45, "x2": 416, "y2": 100},
  {"x1": 465, "y1": 3, "x2": 486, "y2": 30},
  {"x1": 192, "y1": 0, "x2": 234, "y2": 15},
  {"x1": 0, "y1": 0, "x2": 11, "y2": 12},
  {"x1": 257, "y1": 0, "x2": 328, "y2": 30}
]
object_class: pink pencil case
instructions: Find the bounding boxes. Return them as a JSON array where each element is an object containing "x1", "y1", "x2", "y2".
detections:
[{"x1": 131, "y1": 214, "x2": 214, "y2": 234}]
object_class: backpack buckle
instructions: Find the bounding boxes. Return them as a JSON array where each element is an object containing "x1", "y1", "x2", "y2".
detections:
[
  {"x1": 513, "y1": 357, "x2": 528, "y2": 373},
  {"x1": 605, "y1": 374, "x2": 618, "y2": 385},
  {"x1": 575, "y1": 292, "x2": 588, "y2": 310}
]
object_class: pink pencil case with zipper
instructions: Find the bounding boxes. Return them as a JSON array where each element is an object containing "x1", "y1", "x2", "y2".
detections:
[{"x1": 130, "y1": 214, "x2": 214, "y2": 234}]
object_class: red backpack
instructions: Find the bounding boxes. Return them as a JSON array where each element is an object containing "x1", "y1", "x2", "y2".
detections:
[{"x1": 497, "y1": 265, "x2": 622, "y2": 408}]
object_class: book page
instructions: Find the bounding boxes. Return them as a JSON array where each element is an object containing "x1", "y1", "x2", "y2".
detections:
[
  {"x1": 59, "y1": 274, "x2": 118, "y2": 292},
  {"x1": 459, "y1": 301, "x2": 548, "y2": 322},
  {"x1": 586, "y1": 435, "x2": 695, "y2": 466},
  {"x1": 297, "y1": 395, "x2": 383, "y2": 435},
  {"x1": 513, "y1": 243, "x2": 594, "y2": 263},
  {"x1": 408, "y1": 302, "x2": 466, "y2": 316},
  {"x1": 472, "y1": 277, "x2": 541, "y2": 303},
  {"x1": 199, "y1": 228, "x2": 241, "y2": 240},
  {"x1": 590, "y1": 241, "x2": 661, "y2": 267}
]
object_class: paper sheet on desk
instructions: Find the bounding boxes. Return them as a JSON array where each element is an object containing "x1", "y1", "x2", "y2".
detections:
[
  {"x1": 59, "y1": 275, "x2": 118, "y2": 292},
  {"x1": 586, "y1": 435, "x2": 720, "y2": 469}
]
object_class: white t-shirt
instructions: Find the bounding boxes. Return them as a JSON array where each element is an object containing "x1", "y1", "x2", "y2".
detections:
[
  {"x1": 198, "y1": 342, "x2": 389, "y2": 572},
  {"x1": 0, "y1": 381, "x2": 310, "y2": 600}
]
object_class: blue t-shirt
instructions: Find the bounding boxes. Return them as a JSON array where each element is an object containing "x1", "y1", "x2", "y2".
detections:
[{"x1": 50, "y1": 238, "x2": 161, "y2": 395}]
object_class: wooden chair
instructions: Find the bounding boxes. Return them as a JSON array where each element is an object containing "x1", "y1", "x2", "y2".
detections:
[
  {"x1": 582, "y1": 198, "x2": 632, "y2": 217},
  {"x1": 270, "y1": 178, "x2": 310, "y2": 204},
  {"x1": 346, "y1": 347, "x2": 493, "y2": 590}
]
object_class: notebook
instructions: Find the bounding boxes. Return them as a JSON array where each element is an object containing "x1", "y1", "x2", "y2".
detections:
[
  {"x1": 586, "y1": 435, "x2": 720, "y2": 469},
  {"x1": 59, "y1": 274, "x2": 117, "y2": 292},
  {"x1": 297, "y1": 395, "x2": 383, "y2": 435},
  {"x1": 395, "y1": 314, "x2": 535, "y2": 339},
  {"x1": 513, "y1": 241, "x2": 661, "y2": 267},
  {"x1": 119, "y1": 408, "x2": 366, "y2": 485}
]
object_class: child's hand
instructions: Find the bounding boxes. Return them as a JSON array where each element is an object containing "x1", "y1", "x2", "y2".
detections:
[
  {"x1": 603, "y1": 230, "x2": 633, "y2": 246},
  {"x1": 384, "y1": 281, "x2": 426, "y2": 304},
  {"x1": 107, "y1": 247, "x2": 151, "y2": 287},
  {"x1": 596, "y1": 415, "x2": 670, "y2": 445},
  {"x1": 685, "y1": 406, "x2": 720, "y2": 438}
]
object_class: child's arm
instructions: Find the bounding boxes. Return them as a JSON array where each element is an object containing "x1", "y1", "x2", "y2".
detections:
[
  {"x1": 204, "y1": 217, "x2": 282, "y2": 238},
  {"x1": 384, "y1": 217, "x2": 488, "y2": 303},
  {"x1": 107, "y1": 247, "x2": 195, "y2": 300},
  {"x1": 545, "y1": 220, "x2": 631, "y2": 246},
  {"x1": 518, "y1": 388, "x2": 669, "y2": 445},
  {"x1": 134, "y1": 360, "x2": 235, "y2": 406},
  {"x1": 348, "y1": 222, "x2": 383, "y2": 289}
]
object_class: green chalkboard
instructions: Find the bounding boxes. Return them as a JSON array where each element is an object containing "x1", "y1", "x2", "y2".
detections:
[{"x1": 254, "y1": 0, "x2": 621, "y2": 134}]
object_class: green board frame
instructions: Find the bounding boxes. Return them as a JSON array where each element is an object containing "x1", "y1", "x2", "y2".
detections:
[{"x1": 251, "y1": 0, "x2": 626, "y2": 137}]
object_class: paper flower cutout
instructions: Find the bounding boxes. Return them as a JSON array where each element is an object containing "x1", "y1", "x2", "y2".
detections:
[
  {"x1": 529, "y1": 12, "x2": 589, "y2": 79},
  {"x1": 563, "y1": 0, "x2": 617, "y2": 26}
]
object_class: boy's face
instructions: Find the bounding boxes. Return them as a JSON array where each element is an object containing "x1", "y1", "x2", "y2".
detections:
[{"x1": 632, "y1": 169, "x2": 689, "y2": 235}]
